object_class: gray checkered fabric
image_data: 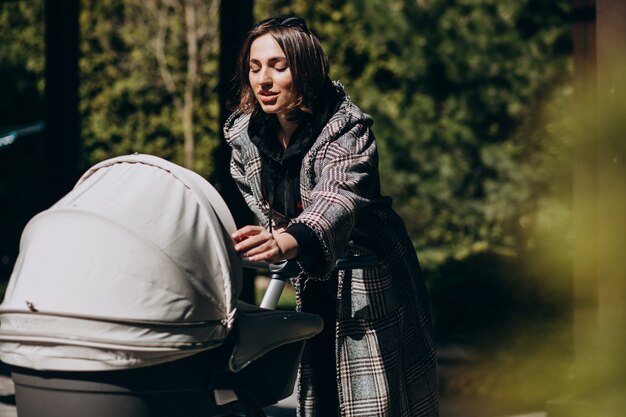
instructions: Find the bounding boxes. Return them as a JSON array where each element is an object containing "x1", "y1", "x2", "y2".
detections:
[{"x1": 224, "y1": 83, "x2": 438, "y2": 417}]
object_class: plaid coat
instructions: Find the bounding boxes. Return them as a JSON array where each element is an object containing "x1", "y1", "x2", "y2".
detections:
[{"x1": 224, "y1": 85, "x2": 438, "y2": 417}]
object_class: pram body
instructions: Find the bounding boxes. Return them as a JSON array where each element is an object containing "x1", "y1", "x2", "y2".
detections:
[{"x1": 0, "y1": 154, "x2": 323, "y2": 416}]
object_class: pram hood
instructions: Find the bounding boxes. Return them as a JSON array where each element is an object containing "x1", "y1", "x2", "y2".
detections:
[{"x1": 0, "y1": 154, "x2": 242, "y2": 370}]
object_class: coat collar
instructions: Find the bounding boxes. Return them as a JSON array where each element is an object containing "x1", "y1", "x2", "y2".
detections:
[{"x1": 224, "y1": 81, "x2": 373, "y2": 224}]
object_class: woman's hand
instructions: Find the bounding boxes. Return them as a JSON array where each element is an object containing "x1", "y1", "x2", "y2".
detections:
[{"x1": 232, "y1": 225, "x2": 298, "y2": 263}]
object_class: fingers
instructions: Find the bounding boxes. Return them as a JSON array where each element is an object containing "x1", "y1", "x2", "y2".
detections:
[
  {"x1": 232, "y1": 225, "x2": 264, "y2": 242},
  {"x1": 234, "y1": 232, "x2": 270, "y2": 252},
  {"x1": 246, "y1": 244, "x2": 281, "y2": 262},
  {"x1": 241, "y1": 238, "x2": 275, "y2": 257},
  {"x1": 239, "y1": 237, "x2": 281, "y2": 262},
  {"x1": 246, "y1": 233, "x2": 298, "y2": 262},
  {"x1": 231, "y1": 225, "x2": 296, "y2": 263},
  {"x1": 232, "y1": 225, "x2": 277, "y2": 261}
]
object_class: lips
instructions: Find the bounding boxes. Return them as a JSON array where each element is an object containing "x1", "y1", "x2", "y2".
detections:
[{"x1": 258, "y1": 90, "x2": 278, "y2": 104}]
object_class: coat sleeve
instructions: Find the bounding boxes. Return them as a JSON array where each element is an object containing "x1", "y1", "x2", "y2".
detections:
[
  {"x1": 289, "y1": 121, "x2": 379, "y2": 278},
  {"x1": 229, "y1": 138, "x2": 267, "y2": 226}
]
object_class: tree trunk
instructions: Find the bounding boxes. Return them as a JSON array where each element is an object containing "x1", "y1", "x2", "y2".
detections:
[
  {"x1": 44, "y1": 0, "x2": 81, "y2": 205},
  {"x1": 217, "y1": 0, "x2": 255, "y2": 303}
]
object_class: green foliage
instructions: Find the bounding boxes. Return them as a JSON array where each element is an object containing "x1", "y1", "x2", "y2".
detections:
[
  {"x1": 257, "y1": 0, "x2": 573, "y2": 269},
  {"x1": 1, "y1": 0, "x2": 221, "y2": 178},
  {"x1": 0, "y1": 1, "x2": 45, "y2": 127},
  {"x1": 79, "y1": 0, "x2": 221, "y2": 177}
]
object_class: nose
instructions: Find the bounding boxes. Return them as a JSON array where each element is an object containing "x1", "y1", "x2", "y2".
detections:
[{"x1": 258, "y1": 67, "x2": 272, "y2": 86}]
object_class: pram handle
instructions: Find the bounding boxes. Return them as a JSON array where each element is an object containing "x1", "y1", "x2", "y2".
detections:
[{"x1": 241, "y1": 252, "x2": 381, "y2": 310}]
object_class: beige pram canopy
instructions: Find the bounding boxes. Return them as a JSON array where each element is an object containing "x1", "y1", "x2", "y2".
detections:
[{"x1": 0, "y1": 154, "x2": 242, "y2": 371}]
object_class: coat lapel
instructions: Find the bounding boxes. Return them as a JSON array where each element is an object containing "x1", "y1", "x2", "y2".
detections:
[{"x1": 241, "y1": 139, "x2": 268, "y2": 216}]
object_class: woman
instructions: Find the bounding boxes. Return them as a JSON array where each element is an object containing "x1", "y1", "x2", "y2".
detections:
[{"x1": 224, "y1": 16, "x2": 438, "y2": 417}]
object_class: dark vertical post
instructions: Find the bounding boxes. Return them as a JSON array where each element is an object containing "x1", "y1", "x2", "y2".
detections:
[
  {"x1": 217, "y1": 0, "x2": 255, "y2": 303},
  {"x1": 44, "y1": 0, "x2": 81, "y2": 206}
]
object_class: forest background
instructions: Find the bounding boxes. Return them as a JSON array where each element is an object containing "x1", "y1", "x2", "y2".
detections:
[{"x1": 1, "y1": 0, "x2": 575, "y2": 405}]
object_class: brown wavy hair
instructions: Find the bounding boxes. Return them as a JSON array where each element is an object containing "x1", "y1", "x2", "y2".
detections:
[{"x1": 231, "y1": 17, "x2": 330, "y2": 121}]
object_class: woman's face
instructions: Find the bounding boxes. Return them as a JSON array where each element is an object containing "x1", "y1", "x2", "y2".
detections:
[{"x1": 248, "y1": 33, "x2": 294, "y2": 116}]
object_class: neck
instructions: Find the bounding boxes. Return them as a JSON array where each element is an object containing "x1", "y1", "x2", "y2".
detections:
[{"x1": 277, "y1": 114, "x2": 298, "y2": 149}]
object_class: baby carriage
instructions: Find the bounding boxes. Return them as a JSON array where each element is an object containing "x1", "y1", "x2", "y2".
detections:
[{"x1": 0, "y1": 154, "x2": 325, "y2": 417}]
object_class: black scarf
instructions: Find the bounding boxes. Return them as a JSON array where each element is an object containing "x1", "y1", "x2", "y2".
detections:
[{"x1": 248, "y1": 80, "x2": 342, "y2": 220}]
